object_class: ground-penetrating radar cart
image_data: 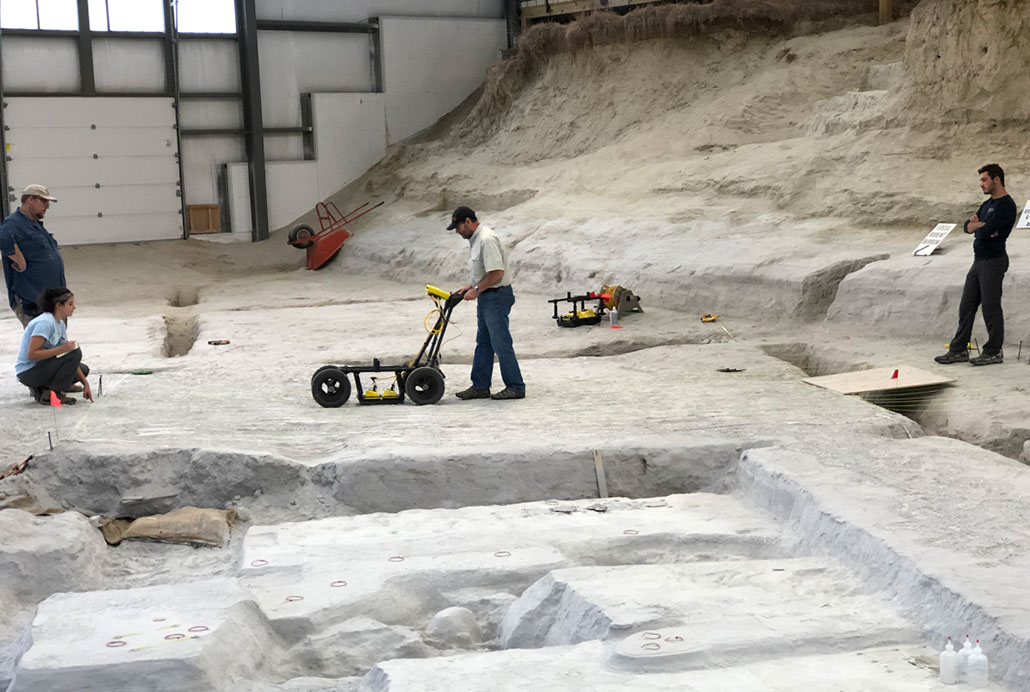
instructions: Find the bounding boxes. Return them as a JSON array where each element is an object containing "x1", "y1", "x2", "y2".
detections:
[{"x1": 310, "y1": 285, "x2": 463, "y2": 407}]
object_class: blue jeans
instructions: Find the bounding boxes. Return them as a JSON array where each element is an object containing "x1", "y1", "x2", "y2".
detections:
[{"x1": 471, "y1": 286, "x2": 524, "y2": 392}]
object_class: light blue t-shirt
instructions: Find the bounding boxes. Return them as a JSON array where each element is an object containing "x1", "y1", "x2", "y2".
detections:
[{"x1": 15, "y1": 312, "x2": 67, "y2": 375}]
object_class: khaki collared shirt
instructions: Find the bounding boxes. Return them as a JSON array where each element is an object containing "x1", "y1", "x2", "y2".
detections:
[{"x1": 467, "y1": 224, "x2": 511, "y2": 287}]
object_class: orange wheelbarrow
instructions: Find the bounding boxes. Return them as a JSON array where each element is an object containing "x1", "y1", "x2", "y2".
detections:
[{"x1": 288, "y1": 200, "x2": 384, "y2": 270}]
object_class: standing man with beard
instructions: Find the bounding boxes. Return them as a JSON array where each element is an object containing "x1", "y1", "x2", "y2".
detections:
[
  {"x1": 447, "y1": 205, "x2": 526, "y2": 400},
  {"x1": 1, "y1": 184, "x2": 66, "y2": 327},
  {"x1": 935, "y1": 164, "x2": 1017, "y2": 366}
]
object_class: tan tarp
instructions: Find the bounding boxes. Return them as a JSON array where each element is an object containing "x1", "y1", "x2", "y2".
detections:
[
  {"x1": 100, "y1": 506, "x2": 236, "y2": 547},
  {"x1": 0, "y1": 493, "x2": 64, "y2": 515}
]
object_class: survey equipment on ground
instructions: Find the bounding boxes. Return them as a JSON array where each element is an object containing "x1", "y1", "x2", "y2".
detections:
[
  {"x1": 600, "y1": 284, "x2": 643, "y2": 315},
  {"x1": 310, "y1": 285, "x2": 463, "y2": 407},
  {"x1": 548, "y1": 285, "x2": 643, "y2": 328},
  {"x1": 549, "y1": 291, "x2": 609, "y2": 327},
  {"x1": 288, "y1": 200, "x2": 384, "y2": 270}
]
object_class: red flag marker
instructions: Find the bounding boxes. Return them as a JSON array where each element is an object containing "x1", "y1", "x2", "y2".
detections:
[
  {"x1": 891, "y1": 369, "x2": 899, "y2": 380},
  {"x1": 49, "y1": 391, "x2": 62, "y2": 408}
]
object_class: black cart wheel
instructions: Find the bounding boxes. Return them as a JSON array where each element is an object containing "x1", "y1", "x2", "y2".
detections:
[
  {"x1": 404, "y1": 366, "x2": 445, "y2": 405},
  {"x1": 312, "y1": 367, "x2": 351, "y2": 407},
  {"x1": 289, "y1": 224, "x2": 315, "y2": 249}
]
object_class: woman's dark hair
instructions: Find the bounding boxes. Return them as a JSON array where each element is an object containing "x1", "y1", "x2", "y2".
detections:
[{"x1": 38, "y1": 287, "x2": 73, "y2": 314}]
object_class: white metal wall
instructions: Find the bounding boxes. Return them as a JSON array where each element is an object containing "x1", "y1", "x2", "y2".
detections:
[
  {"x1": 4, "y1": 98, "x2": 182, "y2": 245},
  {"x1": 2, "y1": 1, "x2": 508, "y2": 242},
  {"x1": 380, "y1": 16, "x2": 506, "y2": 145}
]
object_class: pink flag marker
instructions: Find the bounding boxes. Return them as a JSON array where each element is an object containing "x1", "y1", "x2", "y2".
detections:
[{"x1": 49, "y1": 391, "x2": 62, "y2": 408}]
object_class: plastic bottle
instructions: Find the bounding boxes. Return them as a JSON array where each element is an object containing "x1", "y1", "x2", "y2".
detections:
[
  {"x1": 938, "y1": 637, "x2": 958, "y2": 684},
  {"x1": 966, "y1": 640, "x2": 989, "y2": 688},
  {"x1": 609, "y1": 305, "x2": 620, "y2": 327},
  {"x1": 957, "y1": 635, "x2": 974, "y2": 681}
]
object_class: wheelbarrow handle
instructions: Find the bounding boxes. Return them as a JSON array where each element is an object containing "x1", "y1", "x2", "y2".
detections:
[{"x1": 341, "y1": 200, "x2": 385, "y2": 225}]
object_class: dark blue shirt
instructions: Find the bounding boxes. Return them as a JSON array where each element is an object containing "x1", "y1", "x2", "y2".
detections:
[
  {"x1": 965, "y1": 195, "x2": 1017, "y2": 260},
  {"x1": 0, "y1": 209, "x2": 66, "y2": 316}
]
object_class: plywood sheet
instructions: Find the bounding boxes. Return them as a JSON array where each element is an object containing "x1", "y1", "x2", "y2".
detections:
[{"x1": 803, "y1": 366, "x2": 953, "y2": 395}]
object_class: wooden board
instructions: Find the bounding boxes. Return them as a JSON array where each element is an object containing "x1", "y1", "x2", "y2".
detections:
[
  {"x1": 187, "y1": 204, "x2": 221, "y2": 234},
  {"x1": 803, "y1": 366, "x2": 953, "y2": 395}
]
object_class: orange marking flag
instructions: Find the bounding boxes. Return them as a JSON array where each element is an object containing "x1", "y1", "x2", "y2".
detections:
[{"x1": 49, "y1": 391, "x2": 62, "y2": 408}]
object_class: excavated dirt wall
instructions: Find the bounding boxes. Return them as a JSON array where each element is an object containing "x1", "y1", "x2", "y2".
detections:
[{"x1": 904, "y1": 0, "x2": 1030, "y2": 122}]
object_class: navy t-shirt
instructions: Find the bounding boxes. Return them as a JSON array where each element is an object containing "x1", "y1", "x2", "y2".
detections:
[{"x1": 965, "y1": 195, "x2": 1017, "y2": 259}]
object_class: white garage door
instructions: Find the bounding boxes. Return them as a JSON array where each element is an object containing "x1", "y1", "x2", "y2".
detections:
[{"x1": 4, "y1": 97, "x2": 182, "y2": 245}]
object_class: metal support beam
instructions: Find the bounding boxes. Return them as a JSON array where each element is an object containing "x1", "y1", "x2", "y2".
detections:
[
  {"x1": 3, "y1": 90, "x2": 175, "y2": 98},
  {"x1": 165, "y1": 0, "x2": 188, "y2": 240},
  {"x1": 76, "y1": 0, "x2": 96, "y2": 95},
  {"x1": 235, "y1": 0, "x2": 269, "y2": 242},
  {"x1": 255, "y1": 19, "x2": 377, "y2": 34},
  {"x1": 0, "y1": 23, "x2": 9, "y2": 218},
  {"x1": 504, "y1": 0, "x2": 520, "y2": 50},
  {"x1": 180, "y1": 126, "x2": 311, "y2": 137},
  {"x1": 179, "y1": 92, "x2": 244, "y2": 100},
  {"x1": 369, "y1": 18, "x2": 383, "y2": 93}
]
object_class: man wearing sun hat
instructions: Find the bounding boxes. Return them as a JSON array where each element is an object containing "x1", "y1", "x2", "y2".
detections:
[{"x1": 1, "y1": 184, "x2": 66, "y2": 327}]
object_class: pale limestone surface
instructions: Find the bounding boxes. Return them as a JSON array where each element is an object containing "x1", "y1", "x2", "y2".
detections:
[
  {"x1": 362, "y1": 642, "x2": 993, "y2": 692},
  {"x1": 499, "y1": 558, "x2": 915, "y2": 652},
  {"x1": 4, "y1": 5, "x2": 1030, "y2": 691},
  {"x1": 9, "y1": 580, "x2": 280, "y2": 692}
]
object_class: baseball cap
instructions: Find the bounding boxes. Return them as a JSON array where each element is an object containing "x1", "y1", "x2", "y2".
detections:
[
  {"x1": 22, "y1": 184, "x2": 58, "y2": 202},
  {"x1": 446, "y1": 205, "x2": 476, "y2": 230}
]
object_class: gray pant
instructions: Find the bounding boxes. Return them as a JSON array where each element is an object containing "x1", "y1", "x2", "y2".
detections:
[
  {"x1": 17, "y1": 348, "x2": 89, "y2": 395},
  {"x1": 950, "y1": 255, "x2": 1008, "y2": 355},
  {"x1": 12, "y1": 297, "x2": 32, "y2": 328}
]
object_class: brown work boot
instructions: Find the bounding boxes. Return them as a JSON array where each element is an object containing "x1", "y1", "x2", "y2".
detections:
[
  {"x1": 934, "y1": 350, "x2": 969, "y2": 364},
  {"x1": 455, "y1": 386, "x2": 490, "y2": 400},
  {"x1": 490, "y1": 387, "x2": 525, "y2": 400}
]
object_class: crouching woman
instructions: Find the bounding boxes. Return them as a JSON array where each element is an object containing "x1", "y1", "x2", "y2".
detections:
[{"x1": 15, "y1": 287, "x2": 92, "y2": 405}]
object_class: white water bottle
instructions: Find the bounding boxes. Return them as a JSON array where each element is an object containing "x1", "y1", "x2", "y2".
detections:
[
  {"x1": 958, "y1": 635, "x2": 974, "y2": 680},
  {"x1": 967, "y1": 641, "x2": 989, "y2": 688},
  {"x1": 609, "y1": 305, "x2": 619, "y2": 327},
  {"x1": 939, "y1": 637, "x2": 958, "y2": 684}
]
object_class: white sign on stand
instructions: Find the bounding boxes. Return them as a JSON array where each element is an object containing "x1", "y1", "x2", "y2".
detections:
[
  {"x1": 1017, "y1": 200, "x2": 1030, "y2": 229},
  {"x1": 913, "y1": 223, "x2": 957, "y2": 256}
]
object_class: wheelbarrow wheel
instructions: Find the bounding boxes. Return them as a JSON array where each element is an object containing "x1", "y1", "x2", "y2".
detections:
[
  {"x1": 289, "y1": 224, "x2": 315, "y2": 249},
  {"x1": 405, "y1": 366, "x2": 445, "y2": 405},
  {"x1": 312, "y1": 367, "x2": 351, "y2": 407}
]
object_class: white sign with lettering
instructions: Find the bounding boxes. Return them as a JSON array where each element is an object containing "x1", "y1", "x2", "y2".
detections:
[
  {"x1": 913, "y1": 223, "x2": 957, "y2": 256},
  {"x1": 1017, "y1": 200, "x2": 1030, "y2": 229}
]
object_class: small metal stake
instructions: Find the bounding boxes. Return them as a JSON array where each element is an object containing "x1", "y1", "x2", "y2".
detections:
[
  {"x1": 48, "y1": 432, "x2": 53, "y2": 451},
  {"x1": 592, "y1": 449, "x2": 609, "y2": 499},
  {"x1": 98, "y1": 375, "x2": 103, "y2": 397},
  {"x1": 973, "y1": 338, "x2": 980, "y2": 355},
  {"x1": 1019, "y1": 341, "x2": 1023, "y2": 361}
]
